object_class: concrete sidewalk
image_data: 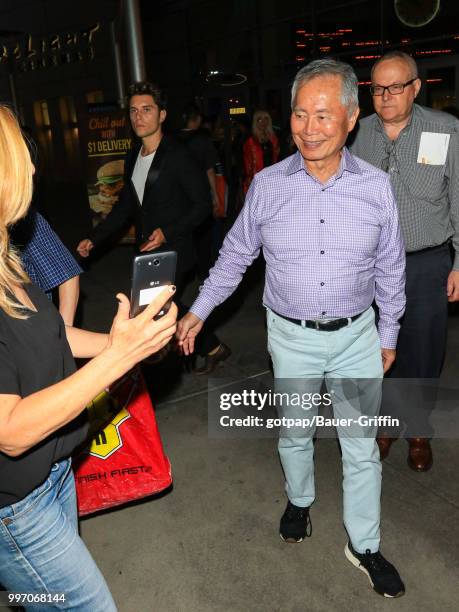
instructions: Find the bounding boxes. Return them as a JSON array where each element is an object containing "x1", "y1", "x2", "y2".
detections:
[{"x1": 78, "y1": 245, "x2": 459, "y2": 612}]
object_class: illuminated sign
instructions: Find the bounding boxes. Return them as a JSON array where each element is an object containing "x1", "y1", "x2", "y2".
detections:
[
  {"x1": 230, "y1": 107, "x2": 247, "y2": 115},
  {"x1": 0, "y1": 24, "x2": 100, "y2": 72}
]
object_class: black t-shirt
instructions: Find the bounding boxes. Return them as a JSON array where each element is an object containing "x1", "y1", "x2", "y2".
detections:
[{"x1": 0, "y1": 283, "x2": 88, "y2": 508}]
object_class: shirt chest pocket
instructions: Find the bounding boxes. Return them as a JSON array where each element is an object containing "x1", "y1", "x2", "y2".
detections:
[{"x1": 407, "y1": 162, "x2": 447, "y2": 202}]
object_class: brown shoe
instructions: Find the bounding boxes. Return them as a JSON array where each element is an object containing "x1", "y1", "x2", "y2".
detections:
[
  {"x1": 376, "y1": 436, "x2": 396, "y2": 461},
  {"x1": 193, "y1": 343, "x2": 231, "y2": 375},
  {"x1": 407, "y1": 438, "x2": 433, "y2": 472}
]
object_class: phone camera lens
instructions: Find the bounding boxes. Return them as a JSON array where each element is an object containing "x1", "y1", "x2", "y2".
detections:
[{"x1": 153, "y1": 259, "x2": 160, "y2": 267}]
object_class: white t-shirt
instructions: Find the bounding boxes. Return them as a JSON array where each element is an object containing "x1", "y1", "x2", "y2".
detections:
[{"x1": 131, "y1": 149, "x2": 156, "y2": 204}]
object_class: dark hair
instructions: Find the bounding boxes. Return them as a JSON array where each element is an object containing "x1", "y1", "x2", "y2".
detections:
[
  {"x1": 181, "y1": 103, "x2": 202, "y2": 127},
  {"x1": 127, "y1": 81, "x2": 167, "y2": 110}
]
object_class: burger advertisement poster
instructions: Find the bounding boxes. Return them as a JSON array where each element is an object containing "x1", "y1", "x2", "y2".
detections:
[{"x1": 83, "y1": 106, "x2": 134, "y2": 242}]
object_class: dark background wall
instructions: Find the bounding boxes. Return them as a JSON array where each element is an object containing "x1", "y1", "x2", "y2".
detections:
[{"x1": 0, "y1": 0, "x2": 457, "y2": 248}]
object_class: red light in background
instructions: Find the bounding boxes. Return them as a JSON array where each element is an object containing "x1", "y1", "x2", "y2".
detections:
[{"x1": 416, "y1": 49, "x2": 452, "y2": 55}]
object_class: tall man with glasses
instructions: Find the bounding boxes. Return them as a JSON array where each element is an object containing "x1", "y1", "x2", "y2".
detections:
[
  {"x1": 77, "y1": 82, "x2": 229, "y2": 371},
  {"x1": 178, "y1": 59, "x2": 406, "y2": 598},
  {"x1": 350, "y1": 51, "x2": 459, "y2": 471}
]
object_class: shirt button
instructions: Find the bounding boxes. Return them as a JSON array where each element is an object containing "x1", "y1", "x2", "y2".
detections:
[
  {"x1": 320, "y1": 282, "x2": 325, "y2": 286},
  {"x1": 320, "y1": 219, "x2": 325, "y2": 223},
  {"x1": 320, "y1": 250, "x2": 325, "y2": 254}
]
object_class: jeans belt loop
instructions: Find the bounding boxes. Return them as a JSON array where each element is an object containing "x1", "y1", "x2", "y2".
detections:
[{"x1": 315, "y1": 320, "x2": 320, "y2": 330}]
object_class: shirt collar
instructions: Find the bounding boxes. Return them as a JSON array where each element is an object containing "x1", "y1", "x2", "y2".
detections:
[
  {"x1": 340, "y1": 147, "x2": 362, "y2": 175},
  {"x1": 285, "y1": 151, "x2": 305, "y2": 175},
  {"x1": 285, "y1": 147, "x2": 362, "y2": 177}
]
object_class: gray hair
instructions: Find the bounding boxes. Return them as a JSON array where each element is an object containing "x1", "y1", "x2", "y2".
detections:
[
  {"x1": 371, "y1": 51, "x2": 418, "y2": 80},
  {"x1": 291, "y1": 58, "x2": 359, "y2": 116}
]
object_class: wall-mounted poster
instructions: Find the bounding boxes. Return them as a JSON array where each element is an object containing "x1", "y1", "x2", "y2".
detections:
[{"x1": 83, "y1": 105, "x2": 134, "y2": 242}]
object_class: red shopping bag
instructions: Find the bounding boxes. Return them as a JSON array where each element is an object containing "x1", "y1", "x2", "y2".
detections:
[{"x1": 73, "y1": 368, "x2": 172, "y2": 516}]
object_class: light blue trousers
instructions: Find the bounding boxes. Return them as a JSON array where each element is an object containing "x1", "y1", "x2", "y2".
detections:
[
  {"x1": 267, "y1": 307, "x2": 383, "y2": 553},
  {"x1": 0, "y1": 459, "x2": 116, "y2": 611}
]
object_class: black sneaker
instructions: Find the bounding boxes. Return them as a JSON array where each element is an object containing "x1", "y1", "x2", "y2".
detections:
[
  {"x1": 345, "y1": 542, "x2": 405, "y2": 598},
  {"x1": 279, "y1": 501, "x2": 312, "y2": 543}
]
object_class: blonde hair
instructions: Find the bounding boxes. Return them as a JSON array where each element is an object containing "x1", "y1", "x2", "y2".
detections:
[
  {"x1": 252, "y1": 110, "x2": 274, "y2": 143},
  {"x1": 0, "y1": 105, "x2": 33, "y2": 318}
]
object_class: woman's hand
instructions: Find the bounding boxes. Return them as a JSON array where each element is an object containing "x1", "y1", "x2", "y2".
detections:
[
  {"x1": 0, "y1": 286, "x2": 178, "y2": 457},
  {"x1": 105, "y1": 286, "x2": 178, "y2": 374}
]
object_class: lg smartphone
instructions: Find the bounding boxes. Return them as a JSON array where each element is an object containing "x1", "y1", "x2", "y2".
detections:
[{"x1": 130, "y1": 250, "x2": 177, "y2": 319}]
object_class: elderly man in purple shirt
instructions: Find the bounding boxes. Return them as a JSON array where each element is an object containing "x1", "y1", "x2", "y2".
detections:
[{"x1": 178, "y1": 59, "x2": 406, "y2": 598}]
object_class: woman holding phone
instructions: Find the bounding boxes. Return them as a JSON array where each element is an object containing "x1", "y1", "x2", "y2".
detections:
[{"x1": 0, "y1": 105, "x2": 177, "y2": 611}]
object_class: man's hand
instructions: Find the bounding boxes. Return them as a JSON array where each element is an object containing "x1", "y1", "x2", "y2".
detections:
[
  {"x1": 176, "y1": 312, "x2": 204, "y2": 355},
  {"x1": 140, "y1": 228, "x2": 166, "y2": 252},
  {"x1": 381, "y1": 348, "x2": 396, "y2": 374},
  {"x1": 447, "y1": 270, "x2": 459, "y2": 302},
  {"x1": 77, "y1": 239, "x2": 94, "y2": 258}
]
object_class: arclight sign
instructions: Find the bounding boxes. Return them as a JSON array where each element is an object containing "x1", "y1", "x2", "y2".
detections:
[{"x1": 0, "y1": 24, "x2": 100, "y2": 72}]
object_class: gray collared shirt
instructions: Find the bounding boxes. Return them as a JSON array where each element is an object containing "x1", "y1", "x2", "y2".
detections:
[{"x1": 350, "y1": 104, "x2": 459, "y2": 269}]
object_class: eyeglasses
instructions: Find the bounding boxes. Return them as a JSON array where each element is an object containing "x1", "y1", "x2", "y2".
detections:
[{"x1": 370, "y1": 78, "x2": 417, "y2": 96}]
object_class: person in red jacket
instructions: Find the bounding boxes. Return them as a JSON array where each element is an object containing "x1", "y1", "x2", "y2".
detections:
[{"x1": 243, "y1": 110, "x2": 280, "y2": 193}]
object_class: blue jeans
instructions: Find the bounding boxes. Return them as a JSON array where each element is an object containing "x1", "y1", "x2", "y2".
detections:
[
  {"x1": 0, "y1": 459, "x2": 116, "y2": 611},
  {"x1": 267, "y1": 306, "x2": 383, "y2": 553}
]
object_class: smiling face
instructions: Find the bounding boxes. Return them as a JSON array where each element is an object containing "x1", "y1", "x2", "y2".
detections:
[
  {"x1": 371, "y1": 58, "x2": 421, "y2": 127},
  {"x1": 290, "y1": 75, "x2": 359, "y2": 179}
]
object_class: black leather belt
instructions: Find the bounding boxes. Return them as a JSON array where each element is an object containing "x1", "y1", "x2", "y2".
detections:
[{"x1": 273, "y1": 310, "x2": 363, "y2": 331}]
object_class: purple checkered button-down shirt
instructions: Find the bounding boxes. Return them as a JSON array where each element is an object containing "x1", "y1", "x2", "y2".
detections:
[{"x1": 191, "y1": 148, "x2": 406, "y2": 349}]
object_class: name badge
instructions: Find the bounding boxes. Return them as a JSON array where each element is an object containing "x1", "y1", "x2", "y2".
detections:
[{"x1": 417, "y1": 131, "x2": 450, "y2": 165}]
